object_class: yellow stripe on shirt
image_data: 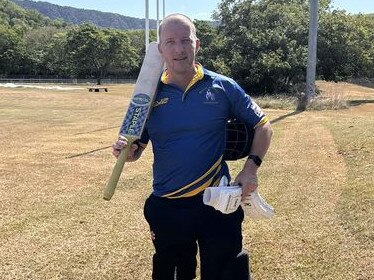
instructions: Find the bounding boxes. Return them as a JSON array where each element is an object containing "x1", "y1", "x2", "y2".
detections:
[
  {"x1": 162, "y1": 155, "x2": 223, "y2": 198},
  {"x1": 168, "y1": 165, "x2": 222, "y2": 198},
  {"x1": 254, "y1": 116, "x2": 269, "y2": 128}
]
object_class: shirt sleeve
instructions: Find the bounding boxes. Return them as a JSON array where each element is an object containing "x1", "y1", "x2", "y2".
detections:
[{"x1": 222, "y1": 78, "x2": 268, "y2": 128}]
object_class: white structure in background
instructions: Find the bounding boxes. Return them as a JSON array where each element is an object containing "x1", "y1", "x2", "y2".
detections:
[
  {"x1": 145, "y1": 0, "x2": 149, "y2": 51},
  {"x1": 299, "y1": 0, "x2": 319, "y2": 110},
  {"x1": 306, "y1": 0, "x2": 318, "y2": 99},
  {"x1": 145, "y1": 0, "x2": 166, "y2": 51}
]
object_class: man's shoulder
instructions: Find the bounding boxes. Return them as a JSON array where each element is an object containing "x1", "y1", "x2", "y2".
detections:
[
  {"x1": 203, "y1": 67, "x2": 228, "y2": 80},
  {"x1": 202, "y1": 67, "x2": 238, "y2": 88}
]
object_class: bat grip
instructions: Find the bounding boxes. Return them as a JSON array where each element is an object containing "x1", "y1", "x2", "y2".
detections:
[{"x1": 103, "y1": 143, "x2": 132, "y2": 200}]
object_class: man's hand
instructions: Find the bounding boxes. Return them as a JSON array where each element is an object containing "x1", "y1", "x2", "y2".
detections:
[
  {"x1": 112, "y1": 137, "x2": 143, "y2": 161},
  {"x1": 234, "y1": 159, "x2": 258, "y2": 201}
]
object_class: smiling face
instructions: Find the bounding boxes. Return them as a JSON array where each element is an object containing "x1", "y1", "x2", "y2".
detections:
[{"x1": 158, "y1": 15, "x2": 200, "y2": 79}]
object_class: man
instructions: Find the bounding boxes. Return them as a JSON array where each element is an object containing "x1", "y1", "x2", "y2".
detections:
[{"x1": 113, "y1": 13, "x2": 272, "y2": 280}]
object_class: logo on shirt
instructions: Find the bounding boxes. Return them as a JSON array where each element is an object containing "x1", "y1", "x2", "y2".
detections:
[
  {"x1": 202, "y1": 87, "x2": 219, "y2": 104},
  {"x1": 206, "y1": 88, "x2": 216, "y2": 101},
  {"x1": 251, "y1": 101, "x2": 264, "y2": 118},
  {"x1": 153, "y1": 97, "x2": 169, "y2": 108}
]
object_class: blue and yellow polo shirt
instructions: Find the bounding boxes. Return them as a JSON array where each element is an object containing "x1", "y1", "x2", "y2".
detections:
[{"x1": 139, "y1": 64, "x2": 268, "y2": 198}]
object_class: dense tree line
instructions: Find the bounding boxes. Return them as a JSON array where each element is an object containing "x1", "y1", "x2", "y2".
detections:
[
  {"x1": 0, "y1": 0, "x2": 156, "y2": 83},
  {"x1": 197, "y1": 0, "x2": 374, "y2": 94},
  {"x1": 1, "y1": 0, "x2": 373, "y2": 94}
]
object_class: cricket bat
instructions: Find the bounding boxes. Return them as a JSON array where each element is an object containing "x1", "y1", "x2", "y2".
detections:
[{"x1": 103, "y1": 42, "x2": 164, "y2": 200}]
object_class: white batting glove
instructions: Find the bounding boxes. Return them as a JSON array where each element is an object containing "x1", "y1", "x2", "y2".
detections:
[
  {"x1": 203, "y1": 176, "x2": 275, "y2": 219},
  {"x1": 203, "y1": 186, "x2": 242, "y2": 214},
  {"x1": 241, "y1": 190, "x2": 275, "y2": 220}
]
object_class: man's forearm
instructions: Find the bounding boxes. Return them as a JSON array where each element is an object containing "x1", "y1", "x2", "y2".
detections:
[
  {"x1": 249, "y1": 121, "x2": 272, "y2": 160},
  {"x1": 245, "y1": 121, "x2": 273, "y2": 170},
  {"x1": 233, "y1": 121, "x2": 272, "y2": 195}
]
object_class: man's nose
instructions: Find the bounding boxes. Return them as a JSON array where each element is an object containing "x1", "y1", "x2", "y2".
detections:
[{"x1": 174, "y1": 41, "x2": 185, "y2": 53}]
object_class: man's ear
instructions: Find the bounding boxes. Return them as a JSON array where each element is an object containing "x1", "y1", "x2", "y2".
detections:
[{"x1": 195, "y1": 38, "x2": 201, "y2": 54}]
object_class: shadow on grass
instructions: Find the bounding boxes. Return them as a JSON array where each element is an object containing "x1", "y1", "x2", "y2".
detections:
[
  {"x1": 349, "y1": 79, "x2": 374, "y2": 90},
  {"x1": 68, "y1": 111, "x2": 304, "y2": 159},
  {"x1": 270, "y1": 110, "x2": 303, "y2": 125},
  {"x1": 348, "y1": 99, "x2": 374, "y2": 106},
  {"x1": 67, "y1": 145, "x2": 112, "y2": 159},
  {"x1": 69, "y1": 126, "x2": 120, "y2": 158},
  {"x1": 74, "y1": 125, "x2": 119, "y2": 135}
]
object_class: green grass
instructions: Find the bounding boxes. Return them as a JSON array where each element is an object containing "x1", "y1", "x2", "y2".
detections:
[
  {"x1": 327, "y1": 115, "x2": 374, "y2": 243},
  {"x1": 254, "y1": 88, "x2": 349, "y2": 111},
  {"x1": 254, "y1": 94, "x2": 297, "y2": 110}
]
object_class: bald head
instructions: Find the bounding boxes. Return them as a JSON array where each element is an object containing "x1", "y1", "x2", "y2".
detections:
[
  {"x1": 158, "y1": 13, "x2": 197, "y2": 41},
  {"x1": 156, "y1": 13, "x2": 200, "y2": 85}
]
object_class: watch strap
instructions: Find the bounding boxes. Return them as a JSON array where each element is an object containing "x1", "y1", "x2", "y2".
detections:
[{"x1": 248, "y1": 154, "x2": 262, "y2": 167}]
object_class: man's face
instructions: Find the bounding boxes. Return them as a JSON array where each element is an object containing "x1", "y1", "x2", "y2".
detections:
[{"x1": 158, "y1": 20, "x2": 200, "y2": 75}]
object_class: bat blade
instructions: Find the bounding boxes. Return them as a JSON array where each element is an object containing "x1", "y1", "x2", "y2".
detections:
[{"x1": 103, "y1": 42, "x2": 164, "y2": 200}]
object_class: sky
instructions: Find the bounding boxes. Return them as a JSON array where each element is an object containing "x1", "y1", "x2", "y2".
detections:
[{"x1": 40, "y1": 0, "x2": 374, "y2": 21}]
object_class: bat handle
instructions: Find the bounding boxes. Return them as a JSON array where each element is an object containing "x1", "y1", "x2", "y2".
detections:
[{"x1": 103, "y1": 144, "x2": 132, "y2": 200}]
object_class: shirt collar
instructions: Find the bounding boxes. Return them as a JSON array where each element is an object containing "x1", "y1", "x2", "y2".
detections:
[{"x1": 161, "y1": 64, "x2": 204, "y2": 92}]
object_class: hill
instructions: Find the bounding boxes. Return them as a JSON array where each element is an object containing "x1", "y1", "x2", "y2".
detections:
[
  {"x1": 1, "y1": 0, "x2": 56, "y2": 27},
  {"x1": 12, "y1": 0, "x2": 157, "y2": 30}
]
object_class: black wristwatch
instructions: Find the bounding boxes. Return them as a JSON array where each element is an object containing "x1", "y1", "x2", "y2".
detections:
[{"x1": 248, "y1": 155, "x2": 262, "y2": 167}]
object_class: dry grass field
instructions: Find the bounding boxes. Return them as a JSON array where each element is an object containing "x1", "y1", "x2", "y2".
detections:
[{"x1": 0, "y1": 81, "x2": 373, "y2": 279}]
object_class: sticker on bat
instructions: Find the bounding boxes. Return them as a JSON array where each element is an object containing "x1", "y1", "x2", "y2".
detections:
[
  {"x1": 120, "y1": 93, "x2": 152, "y2": 137},
  {"x1": 131, "y1": 93, "x2": 151, "y2": 106}
]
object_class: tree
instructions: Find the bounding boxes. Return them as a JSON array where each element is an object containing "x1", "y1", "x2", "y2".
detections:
[
  {"x1": 212, "y1": 0, "x2": 373, "y2": 94},
  {"x1": 104, "y1": 29, "x2": 140, "y2": 78},
  {"x1": 43, "y1": 31, "x2": 71, "y2": 77},
  {"x1": 65, "y1": 24, "x2": 139, "y2": 83},
  {"x1": 0, "y1": 25, "x2": 25, "y2": 75},
  {"x1": 318, "y1": 11, "x2": 374, "y2": 80},
  {"x1": 21, "y1": 26, "x2": 62, "y2": 75},
  {"x1": 213, "y1": 0, "x2": 311, "y2": 94}
]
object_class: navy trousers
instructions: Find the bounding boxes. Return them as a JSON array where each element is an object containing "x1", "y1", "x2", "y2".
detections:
[{"x1": 144, "y1": 194, "x2": 245, "y2": 280}]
